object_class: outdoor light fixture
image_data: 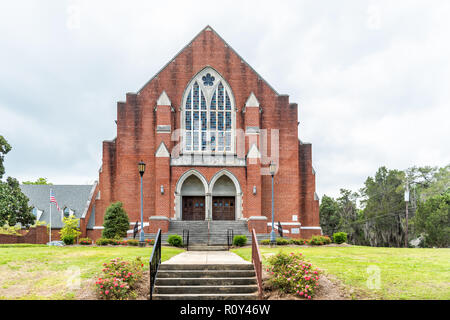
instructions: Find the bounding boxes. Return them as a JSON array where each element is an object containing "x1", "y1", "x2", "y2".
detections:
[
  {"x1": 253, "y1": 186, "x2": 257, "y2": 195},
  {"x1": 269, "y1": 161, "x2": 277, "y2": 246},
  {"x1": 138, "y1": 161, "x2": 146, "y2": 177},
  {"x1": 269, "y1": 161, "x2": 277, "y2": 176},
  {"x1": 138, "y1": 160, "x2": 146, "y2": 247},
  {"x1": 160, "y1": 185, "x2": 164, "y2": 194}
]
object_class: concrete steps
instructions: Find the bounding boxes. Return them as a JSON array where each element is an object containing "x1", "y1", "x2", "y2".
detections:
[
  {"x1": 142, "y1": 220, "x2": 270, "y2": 246},
  {"x1": 153, "y1": 263, "x2": 259, "y2": 300}
]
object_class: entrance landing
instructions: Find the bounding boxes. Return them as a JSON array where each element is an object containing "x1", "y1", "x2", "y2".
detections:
[{"x1": 163, "y1": 251, "x2": 251, "y2": 265}]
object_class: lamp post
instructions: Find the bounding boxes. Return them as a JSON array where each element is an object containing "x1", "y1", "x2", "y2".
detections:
[
  {"x1": 138, "y1": 161, "x2": 146, "y2": 247},
  {"x1": 269, "y1": 161, "x2": 277, "y2": 246}
]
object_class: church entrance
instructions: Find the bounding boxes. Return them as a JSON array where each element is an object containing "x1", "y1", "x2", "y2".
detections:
[
  {"x1": 182, "y1": 196, "x2": 205, "y2": 220},
  {"x1": 180, "y1": 174, "x2": 206, "y2": 220},
  {"x1": 212, "y1": 196, "x2": 235, "y2": 220},
  {"x1": 211, "y1": 175, "x2": 236, "y2": 220}
]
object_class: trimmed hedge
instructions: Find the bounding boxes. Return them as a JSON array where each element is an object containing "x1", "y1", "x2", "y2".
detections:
[
  {"x1": 233, "y1": 235, "x2": 247, "y2": 247},
  {"x1": 167, "y1": 234, "x2": 183, "y2": 247},
  {"x1": 333, "y1": 232, "x2": 348, "y2": 244}
]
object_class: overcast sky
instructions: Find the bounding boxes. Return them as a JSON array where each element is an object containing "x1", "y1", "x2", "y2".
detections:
[{"x1": 0, "y1": 0, "x2": 449, "y2": 198}]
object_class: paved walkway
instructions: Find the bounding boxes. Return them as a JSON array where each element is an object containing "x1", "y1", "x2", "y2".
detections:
[{"x1": 163, "y1": 251, "x2": 251, "y2": 264}]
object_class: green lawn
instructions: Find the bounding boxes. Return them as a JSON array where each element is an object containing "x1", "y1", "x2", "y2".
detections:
[
  {"x1": 231, "y1": 246, "x2": 450, "y2": 300},
  {"x1": 0, "y1": 244, "x2": 184, "y2": 300}
]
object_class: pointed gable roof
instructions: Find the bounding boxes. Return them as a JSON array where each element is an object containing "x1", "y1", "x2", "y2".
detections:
[{"x1": 137, "y1": 25, "x2": 279, "y2": 95}]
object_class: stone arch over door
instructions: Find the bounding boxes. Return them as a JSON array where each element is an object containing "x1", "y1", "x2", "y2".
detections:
[
  {"x1": 174, "y1": 170, "x2": 209, "y2": 220},
  {"x1": 208, "y1": 170, "x2": 243, "y2": 220}
]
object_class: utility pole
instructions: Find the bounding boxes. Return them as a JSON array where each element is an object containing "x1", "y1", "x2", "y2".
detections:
[{"x1": 404, "y1": 182, "x2": 410, "y2": 248}]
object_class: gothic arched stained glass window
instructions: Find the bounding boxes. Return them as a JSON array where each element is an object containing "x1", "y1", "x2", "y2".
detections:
[{"x1": 182, "y1": 68, "x2": 235, "y2": 153}]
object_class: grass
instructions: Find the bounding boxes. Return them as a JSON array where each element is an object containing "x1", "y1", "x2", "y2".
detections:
[
  {"x1": 231, "y1": 245, "x2": 450, "y2": 300},
  {"x1": 0, "y1": 244, "x2": 184, "y2": 300}
]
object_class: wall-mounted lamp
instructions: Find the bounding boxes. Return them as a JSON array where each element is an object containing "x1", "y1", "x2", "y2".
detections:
[
  {"x1": 253, "y1": 186, "x2": 257, "y2": 195},
  {"x1": 160, "y1": 185, "x2": 164, "y2": 195}
]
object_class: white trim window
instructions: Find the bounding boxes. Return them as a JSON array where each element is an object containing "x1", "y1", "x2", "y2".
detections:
[{"x1": 182, "y1": 67, "x2": 235, "y2": 154}]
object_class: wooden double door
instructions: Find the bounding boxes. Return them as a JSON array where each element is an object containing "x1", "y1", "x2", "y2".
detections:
[
  {"x1": 182, "y1": 196, "x2": 205, "y2": 220},
  {"x1": 182, "y1": 196, "x2": 236, "y2": 220},
  {"x1": 212, "y1": 196, "x2": 235, "y2": 220}
]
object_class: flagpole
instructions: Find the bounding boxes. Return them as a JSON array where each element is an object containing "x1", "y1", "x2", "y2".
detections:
[{"x1": 49, "y1": 188, "x2": 52, "y2": 243}]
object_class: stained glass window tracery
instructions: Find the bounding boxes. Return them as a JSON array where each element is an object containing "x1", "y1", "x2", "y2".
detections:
[{"x1": 183, "y1": 73, "x2": 234, "y2": 153}]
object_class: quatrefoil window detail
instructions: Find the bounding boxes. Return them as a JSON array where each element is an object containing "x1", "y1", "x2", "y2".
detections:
[{"x1": 202, "y1": 73, "x2": 215, "y2": 86}]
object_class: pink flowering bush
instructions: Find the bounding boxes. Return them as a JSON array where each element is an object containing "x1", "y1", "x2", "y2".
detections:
[
  {"x1": 95, "y1": 277, "x2": 131, "y2": 300},
  {"x1": 95, "y1": 257, "x2": 144, "y2": 300},
  {"x1": 266, "y1": 252, "x2": 321, "y2": 299}
]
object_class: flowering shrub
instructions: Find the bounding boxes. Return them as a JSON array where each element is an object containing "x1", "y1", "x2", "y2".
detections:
[
  {"x1": 95, "y1": 257, "x2": 144, "y2": 300},
  {"x1": 79, "y1": 237, "x2": 93, "y2": 245},
  {"x1": 308, "y1": 235, "x2": 332, "y2": 245},
  {"x1": 145, "y1": 239, "x2": 154, "y2": 245},
  {"x1": 95, "y1": 277, "x2": 131, "y2": 300},
  {"x1": 266, "y1": 252, "x2": 321, "y2": 299}
]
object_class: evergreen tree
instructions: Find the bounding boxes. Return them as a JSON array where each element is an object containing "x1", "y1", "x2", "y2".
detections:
[{"x1": 102, "y1": 202, "x2": 130, "y2": 239}]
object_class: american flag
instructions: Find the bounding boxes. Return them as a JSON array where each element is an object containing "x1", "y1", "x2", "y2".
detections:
[{"x1": 50, "y1": 190, "x2": 60, "y2": 211}]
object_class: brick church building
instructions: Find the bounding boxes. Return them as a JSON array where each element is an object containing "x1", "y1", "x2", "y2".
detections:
[{"x1": 81, "y1": 26, "x2": 321, "y2": 240}]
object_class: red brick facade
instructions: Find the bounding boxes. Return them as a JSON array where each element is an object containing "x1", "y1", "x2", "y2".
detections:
[
  {"x1": 83, "y1": 26, "x2": 321, "y2": 239},
  {"x1": 0, "y1": 226, "x2": 49, "y2": 244}
]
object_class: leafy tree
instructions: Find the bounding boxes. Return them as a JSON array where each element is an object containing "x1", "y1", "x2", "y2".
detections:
[
  {"x1": 102, "y1": 202, "x2": 130, "y2": 239},
  {"x1": 0, "y1": 135, "x2": 35, "y2": 228},
  {"x1": 414, "y1": 192, "x2": 450, "y2": 247},
  {"x1": 0, "y1": 135, "x2": 12, "y2": 180},
  {"x1": 319, "y1": 195, "x2": 340, "y2": 236},
  {"x1": 336, "y1": 189, "x2": 364, "y2": 245},
  {"x1": 59, "y1": 216, "x2": 81, "y2": 245},
  {"x1": 0, "y1": 177, "x2": 35, "y2": 227},
  {"x1": 22, "y1": 177, "x2": 53, "y2": 185},
  {"x1": 360, "y1": 167, "x2": 406, "y2": 247}
]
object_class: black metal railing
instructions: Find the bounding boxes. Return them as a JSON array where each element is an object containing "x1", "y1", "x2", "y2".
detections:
[
  {"x1": 149, "y1": 228, "x2": 161, "y2": 300},
  {"x1": 227, "y1": 229, "x2": 234, "y2": 250},
  {"x1": 183, "y1": 229, "x2": 190, "y2": 251}
]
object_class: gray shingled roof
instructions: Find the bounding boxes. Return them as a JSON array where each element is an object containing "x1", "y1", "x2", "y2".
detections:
[{"x1": 19, "y1": 185, "x2": 94, "y2": 229}]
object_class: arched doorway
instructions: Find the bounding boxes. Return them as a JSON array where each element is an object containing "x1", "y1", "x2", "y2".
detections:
[
  {"x1": 211, "y1": 175, "x2": 236, "y2": 220},
  {"x1": 180, "y1": 174, "x2": 206, "y2": 220}
]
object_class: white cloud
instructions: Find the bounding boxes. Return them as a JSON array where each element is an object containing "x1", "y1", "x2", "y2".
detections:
[{"x1": 0, "y1": 0, "x2": 449, "y2": 198}]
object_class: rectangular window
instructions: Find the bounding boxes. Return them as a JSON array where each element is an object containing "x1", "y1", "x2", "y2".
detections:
[
  {"x1": 201, "y1": 111, "x2": 207, "y2": 131},
  {"x1": 185, "y1": 111, "x2": 191, "y2": 130},
  {"x1": 225, "y1": 132, "x2": 231, "y2": 151},
  {"x1": 185, "y1": 132, "x2": 191, "y2": 151},
  {"x1": 193, "y1": 111, "x2": 199, "y2": 130},
  {"x1": 201, "y1": 132, "x2": 207, "y2": 151},
  {"x1": 218, "y1": 132, "x2": 224, "y2": 151},
  {"x1": 210, "y1": 112, "x2": 216, "y2": 130},
  {"x1": 218, "y1": 112, "x2": 224, "y2": 131},
  {"x1": 193, "y1": 132, "x2": 199, "y2": 151},
  {"x1": 225, "y1": 112, "x2": 231, "y2": 130}
]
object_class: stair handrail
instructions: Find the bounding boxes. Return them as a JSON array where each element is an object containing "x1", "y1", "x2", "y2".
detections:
[
  {"x1": 227, "y1": 229, "x2": 234, "y2": 250},
  {"x1": 182, "y1": 229, "x2": 190, "y2": 251},
  {"x1": 149, "y1": 228, "x2": 162, "y2": 300},
  {"x1": 251, "y1": 228, "x2": 263, "y2": 298}
]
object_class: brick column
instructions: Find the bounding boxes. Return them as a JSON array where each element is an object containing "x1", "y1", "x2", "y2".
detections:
[
  {"x1": 153, "y1": 91, "x2": 172, "y2": 226},
  {"x1": 246, "y1": 144, "x2": 262, "y2": 219}
]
